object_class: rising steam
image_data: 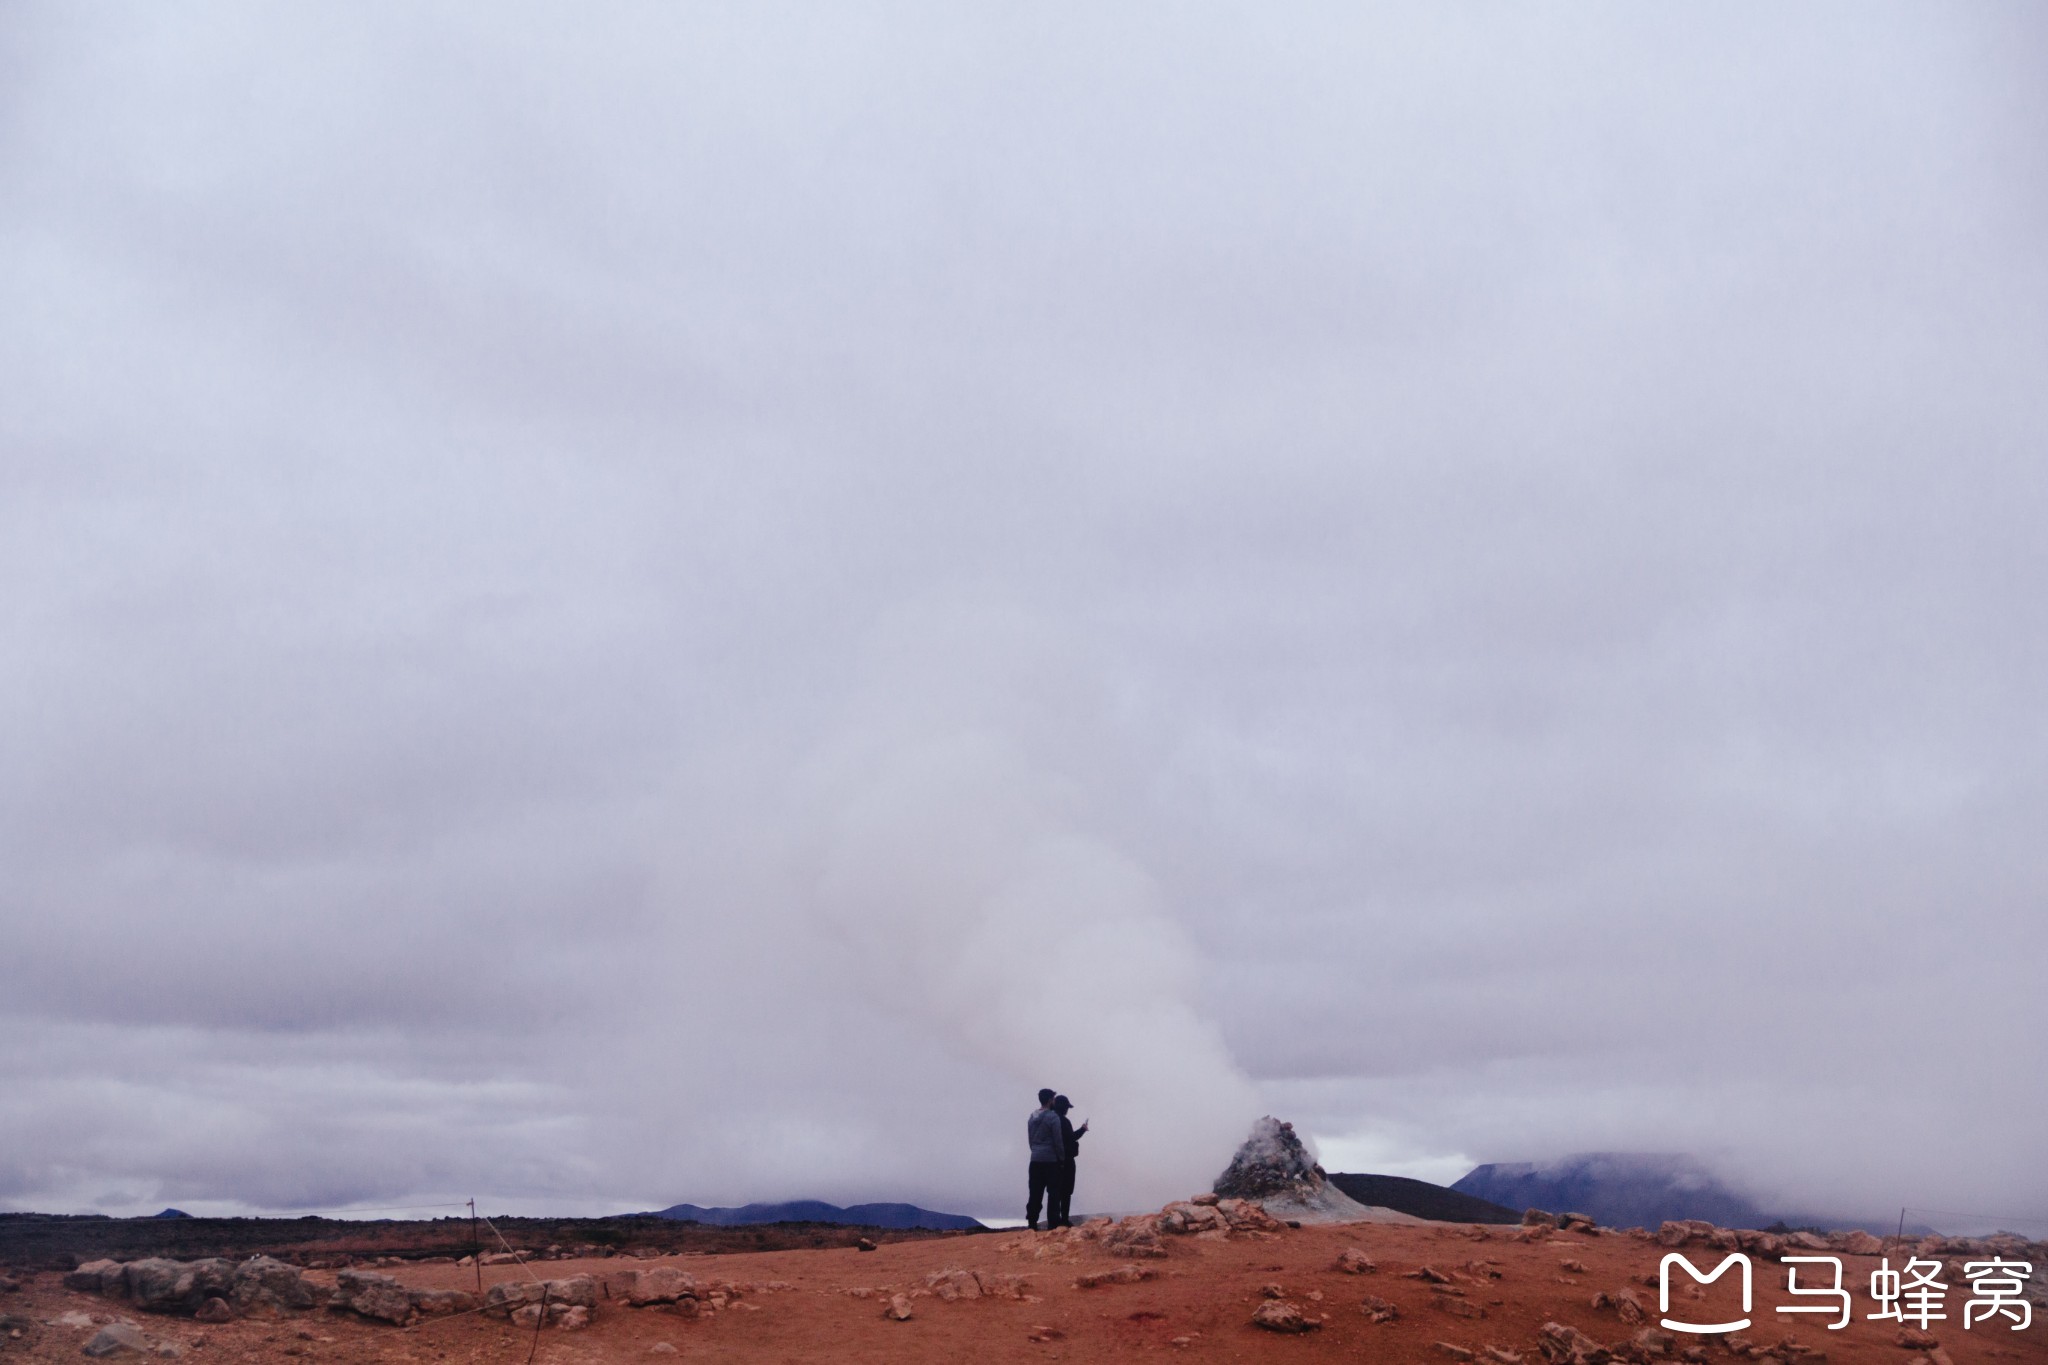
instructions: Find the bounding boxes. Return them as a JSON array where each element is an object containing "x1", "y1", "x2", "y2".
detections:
[{"x1": 795, "y1": 604, "x2": 1260, "y2": 1209}]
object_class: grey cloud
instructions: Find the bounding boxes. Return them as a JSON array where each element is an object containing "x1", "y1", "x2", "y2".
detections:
[{"x1": 2, "y1": 3, "x2": 2043, "y2": 1223}]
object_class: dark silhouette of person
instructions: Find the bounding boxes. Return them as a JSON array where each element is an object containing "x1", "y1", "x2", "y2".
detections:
[
  {"x1": 1025, "y1": 1088, "x2": 1064, "y2": 1230},
  {"x1": 1047, "y1": 1094, "x2": 1088, "y2": 1228}
]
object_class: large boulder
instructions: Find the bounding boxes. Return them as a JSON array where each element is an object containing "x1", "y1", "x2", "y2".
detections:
[
  {"x1": 609, "y1": 1266, "x2": 698, "y2": 1306},
  {"x1": 228, "y1": 1256, "x2": 315, "y2": 1314},
  {"x1": 64, "y1": 1260, "x2": 125, "y2": 1296},
  {"x1": 483, "y1": 1276, "x2": 599, "y2": 1318},
  {"x1": 333, "y1": 1270, "x2": 413, "y2": 1325},
  {"x1": 409, "y1": 1289, "x2": 479, "y2": 1316},
  {"x1": 124, "y1": 1259, "x2": 232, "y2": 1315}
]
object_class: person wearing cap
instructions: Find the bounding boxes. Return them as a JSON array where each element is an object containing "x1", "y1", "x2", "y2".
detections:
[
  {"x1": 1025, "y1": 1088, "x2": 1065, "y2": 1230},
  {"x1": 1047, "y1": 1094, "x2": 1089, "y2": 1228}
]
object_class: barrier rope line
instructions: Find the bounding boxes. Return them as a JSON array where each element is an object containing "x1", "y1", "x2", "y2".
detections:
[{"x1": 475, "y1": 1211, "x2": 555, "y2": 1363}]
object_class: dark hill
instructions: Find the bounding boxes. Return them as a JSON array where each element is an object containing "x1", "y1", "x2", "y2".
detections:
[
  {"x1": 1326, "y1": 1172, "x2": 1519, "y2": 1224},
  {"x1": 646, "y1": 1200, "x2": 982, "y2": 1231}
]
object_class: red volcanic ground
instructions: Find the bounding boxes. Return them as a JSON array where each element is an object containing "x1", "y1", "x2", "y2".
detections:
[{"x1": 5, "y1": 1213, "x2": 2043, "y2": 1364}]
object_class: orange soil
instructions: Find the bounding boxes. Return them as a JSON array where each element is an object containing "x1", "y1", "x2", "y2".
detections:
[{"x1": 7, "y1": 1221, "x2": 2044, "y2": 1364}]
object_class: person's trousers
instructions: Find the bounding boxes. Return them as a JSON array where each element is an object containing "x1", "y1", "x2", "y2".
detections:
[
  {"x1": 1026, "y1": 1160, "x2": 1062, "y2": 1227},
  {"x1": 1048, "y1": 1159, "x2": 1077, "y2": 1228}
]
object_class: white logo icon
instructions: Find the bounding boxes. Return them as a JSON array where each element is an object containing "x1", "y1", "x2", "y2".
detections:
[{"x1": 1660, "y1": 1252, "x2": 1753, "y2": 1334}]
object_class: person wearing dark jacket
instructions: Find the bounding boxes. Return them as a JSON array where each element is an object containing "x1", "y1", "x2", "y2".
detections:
[
  {"x1": 1047, "y1": 1094, "x2": 1088, "y2": 1229},
  {"x1": 1025, "y1": 1088, "x2": 1065, "y2": 1229}
]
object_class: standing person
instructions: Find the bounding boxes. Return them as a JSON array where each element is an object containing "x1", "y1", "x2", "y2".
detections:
[
  {"x1": 1048, "y1": 1094, "x2": 1089, "y2": 1228},
  {"x1": 1025, "y1": 1088, "x2": 1065, "y2": 1230}
]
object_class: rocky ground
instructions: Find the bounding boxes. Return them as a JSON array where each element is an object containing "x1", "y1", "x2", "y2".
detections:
[{"x1": 2, "y1": 1206, "x2": 2043, "y2": 1364}]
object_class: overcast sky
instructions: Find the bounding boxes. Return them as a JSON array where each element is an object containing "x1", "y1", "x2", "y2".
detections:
[{"x1": 4, "y1": 4, "x2": 2045, "y2": 1228}]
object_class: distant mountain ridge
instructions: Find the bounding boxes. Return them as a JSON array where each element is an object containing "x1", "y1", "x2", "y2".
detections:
[
  {"x1": 1451, "y1": 1153, "x2": 1768, "y2": 1229},
  {"x1": 645, "y1": 1200, "x2": 983, "y2": 1231}
]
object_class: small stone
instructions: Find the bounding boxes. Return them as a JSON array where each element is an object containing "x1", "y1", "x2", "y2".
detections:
[
  {"x1": 1433, "y1": 1344, "x2": 1474, "y2": 1361},
  {"x1": 884, "y1": 1293, "x2": 913, "y2": 1321},
  {"x1": 1483, "y1": 1349, "x2": 1524, "y2": 1364},
  {"x1": 1633, "y1": 1326, "x2": 1677, "y2": 1356},
  {"x1": 1250, "y1": 1300, "x2": 1321, "y2": 1333},
  {"x1": 1335, "y1": 1248, "x2": 1377, "y2": 1274},
  {"x1": 81, "y1": 1323, "x2": 150, "y2": 1358},
  {"x1": 193, "y1": 1298, "x2": 233, "y2": 1324},
  {"x1": 1559, "y1": 1259, "x2": 1586, "y2": 1273},
  {"x1": 1360, "y1": 1295, "x2": 1399, "y2": 1323},
  {"x1": 648, "y1": 1344, "x2": 677, "y2": 1356}
]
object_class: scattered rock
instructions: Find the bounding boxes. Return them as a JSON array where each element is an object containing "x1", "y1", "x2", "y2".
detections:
[
  {"x1": 408, "y1": 1290, "x2": 478, "y2": 1316},
  {"x1": 80, "y1": 1323, "x2": 150, "y2": 1358},
  {"x1": 1360, "y1": 1295, "x2": 1399, "y2": 1323},
  {"x1": 124, "y1": 1259, "x2": 231, "y2": 1316},
  {"x1": 1026, "y1": 1324, "x2": 1064, "y2": 1342},
  {"x1": 1408, "y1": 1265, "x2": 1454, "y2": 1284},
  {"x1": 975, "y1": 1271, "x2": 1029, "y2": 1298},
  {"x1": 648, "y1": 1344, "x2": 677, "y2": 1356},
  {"x1": 1633, "y1": 1326, "x2": 1676, "y2": 1356},
  {"x1": 1537, "y1": 1320, "x2": 1605, "y2": 1364},
  {"x1": 1435, "y1": 1297, "x2": 1488, "y2": 1319},
  {"x1": 611, "y1": 1267, "x2": 699, "y2": 1307},
  {"x1": 1434, "y1": 1344, "x2": 1475, "y2": 1361},
  {"x1": 1559, "y1": 1259, "x2": 1586, "y2": 1274},
  {"x1": 924, "y1": 1268, "x2": 983, "y2": 1301},
  {"x1": 1076, "y1": 1266, "x2": 1154, "y2": 1289},
  {"x1": 192, "y1": 1299, "x2": 233, "y2": 1324},
  {"x1": 1250, "y1": 1299, "x2": 1321, "y2": 1333},
  {"x1": 229, "y1": 1256, "x2": 315, "y2": 1314},
  {"x1": 1335, "y1": 1248, "x2": 1377, "y2": 1274},
  {"x1": 509, "y1": 1300, "x2": 587, "y2": 1329},
  {"x1": 1839, "y1": 1230, "x2": 1884, "y2": 1256},
  {"x1": 1657, "y1": 1220, "x2": 1718, "y2": 1248},
  {"x1": 883, "y1": 1293, "x2": 914, "y2": 1321},
  {"x1": 1523, "y1": 1210, "x2": 1560, "y2": 1230},
  {"x1": 1895, "y1": 1328, "x2": 1940, "y2": 1349},
  {"x1": 1558, "y1": 1213, "x2": 1599, "y2": 1234},
  {"x1": 65, "y1": 1262, "x2": 125, "y2": 1296},
  {"x1": 1104, "y1": 1223, "x2": 1169, "y2": 1259},
  {"x1": 856, "y1": 1238, "x2": 877, "y2": 1252},
  {"x1": 332, "y1": 1271, "x2": 413, "y2": 1326},
  {"x1": 1484, "y1": 1349, "x2": 1525, "y2": 1364}
]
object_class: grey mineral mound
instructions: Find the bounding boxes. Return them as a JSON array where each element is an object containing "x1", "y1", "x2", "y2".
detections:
[{"x1": 1213, "y1": 1116, "x2": 1419, "y2": 1225}]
